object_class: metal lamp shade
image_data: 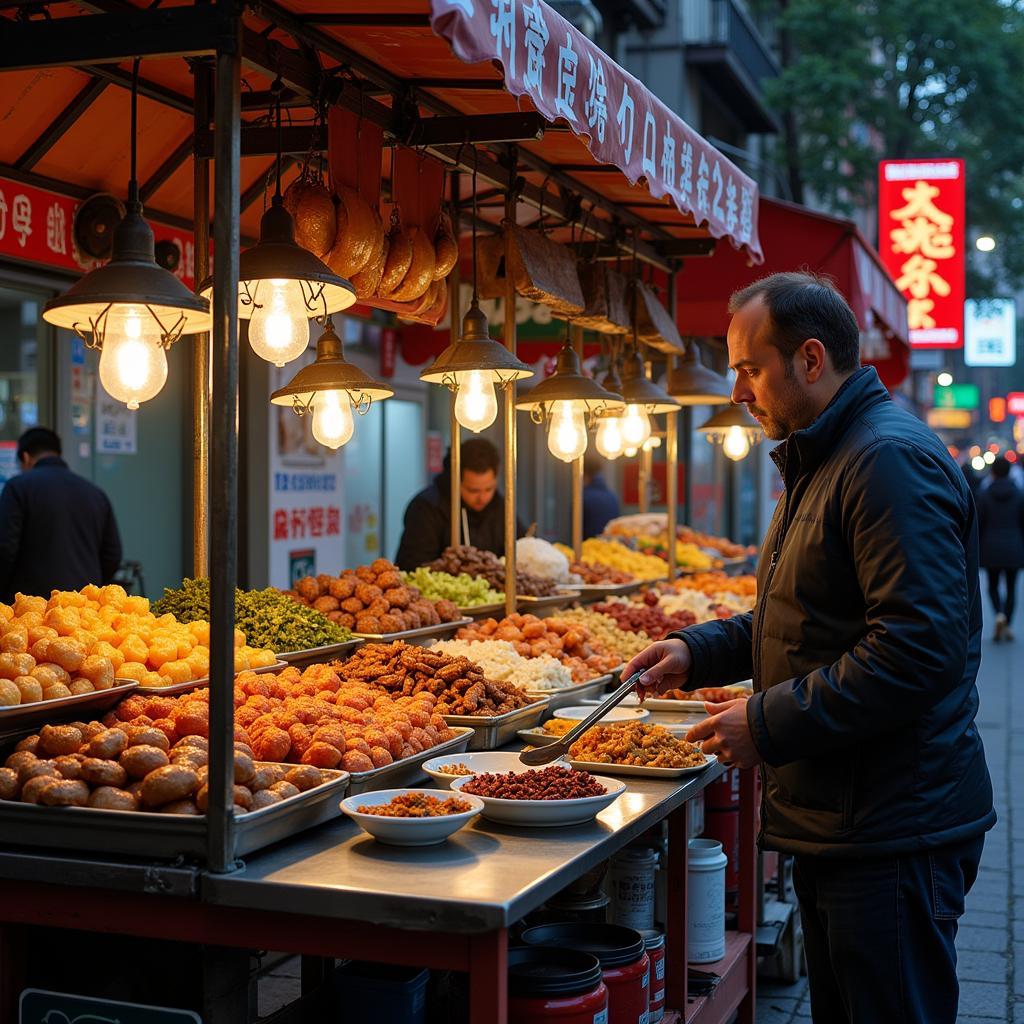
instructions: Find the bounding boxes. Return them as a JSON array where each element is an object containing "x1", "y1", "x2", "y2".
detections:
[
  {"x1": 270, "y1": 320, "x2": 393, "y2": 407},
  {"x1": 43, "y1": 203, "x2": 210, "y2": 335},
  {"x1": 516, "y1": 344, "x2": 624, "y2": 413},
  {"x1": 696, "y1": 403, "x2": 762, "y2": 437},
  {"x1": 666, "y1": 345, "x2": 733, "y2": 405},
  {"x1": 420, "y1": 301, "x2": 534, "y2": 384},
  {"x1": 619, "y1": 350, "x2": 680, "y2": 414},
  {"x1": 198, "y1": 198, "x2": 355, "y2": 318}
]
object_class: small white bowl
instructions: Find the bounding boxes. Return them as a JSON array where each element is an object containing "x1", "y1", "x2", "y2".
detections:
[
  {"x1": 553, "y1": 705, "x2": 650, "y2": 723},
  {"x1": 450, "y1": 773, "x2": 626, "y2": 827},
  {"x1": 340, "y1": 789, "x2": 484, "y2": 846},
  {"x1": 422, "y1": 751, "x2": 562, "y2": 789}
]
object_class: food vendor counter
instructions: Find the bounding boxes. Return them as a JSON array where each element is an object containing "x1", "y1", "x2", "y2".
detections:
[{"x1": 0, "y1": 723, "x2": 756, "y2": 1024}]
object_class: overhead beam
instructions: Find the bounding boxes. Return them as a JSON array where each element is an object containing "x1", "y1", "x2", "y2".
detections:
[
  {"x1": 406, "y1": 112, "x2": 546, "y2": 147},
  {"x1": 85, "y1": 63, "x2": 194, "y2": 114},
  {"x1": 0, "y1": 6, "x2": 230, "y2": 70},
  {"x1": 195, "y1": 125, "x2": 321, "y2": 159},
  {"x1": 139, "y1": 134, "x2": 194, "y2": 204},
  {"x1": 656, "y1": 238, "x2": 718, "y2": 258},
  {"x1": 15, "y1": 78, "x2": 108, "y2": 170}
]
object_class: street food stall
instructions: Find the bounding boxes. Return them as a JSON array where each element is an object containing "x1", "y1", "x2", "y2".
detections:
[{"x1": 0, "y1": 2, "x2": 765, "y2": 1021}]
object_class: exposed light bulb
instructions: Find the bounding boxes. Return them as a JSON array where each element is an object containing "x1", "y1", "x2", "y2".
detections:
[
  {"x1": 547, "y1": 400, "x2": 588, "y2": 463},
  {"x1": 98, "y1": 305, "x2": 168, "y2": 410},
  {"x1": 454, "y1": 369, "x2": 498, "y2": 432},
  {"x1": 311, "y1": 389, "x2": 355, "y2": 449},
  {"x1": 621, "y1": 404, "x2": 651, "y2": 447},
  {"x1": 643, "y1": 436, "x2": 662, "y2": 450},
  {"x1": 722, "y1": 425, "x2": 751, "y2": 461},
  {"x1": 248, "y1": 279, "x2": 310, "y2": 366},
  {"x1": 595, "y1": 416, "x2": 625, "y2": 460}
]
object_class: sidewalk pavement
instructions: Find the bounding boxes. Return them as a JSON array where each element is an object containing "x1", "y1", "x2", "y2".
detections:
[{"x1": 755, "y1": 587, "x2": 1019, "y2": 1023}]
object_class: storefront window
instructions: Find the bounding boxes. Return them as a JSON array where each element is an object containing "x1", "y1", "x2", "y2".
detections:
[{"x1": 0, "y1": 285, "x2": 45, "y2": 485}]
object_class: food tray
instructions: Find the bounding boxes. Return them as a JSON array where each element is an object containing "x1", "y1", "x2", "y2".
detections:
[
  {"x1": 517, "y1": 593, "x2": 579, "y2": 613},
  {"x1": 345, "y1": 727, "x2": 475, "y2": 795},
  {"x1": 0, "y1": 681, "x2": 139, "y2": 735},
  {"x1": 351, "y1": 618, "x2": 473, "y2": 646},
  {"x1": 567, "y1": 754, "x2": 716, "y2": 778},
  {"x1": 608, "y1": 686, "x2": 752, "y2": 713},
  {"x1": 443, "y1": 700, "x2": 549, "y2": 751},
  {"x1": 134, "y1": 661, "x2": 289, "y2": 695},
  {"x1": 525, "y1": 674, "x2": 611, "y2": 712},
  {"x1": 278, "y1": 638, "x2": 365, "y2": 668},
  {"x1": 556, "y1": 582, "x2": 642, "y2": 602},
  {"x1": 0, "y1": 765, "x2": 349, "y2": 862},
  {"x1": 459, "y1": 601, "x2": 507, "y2": 620}
]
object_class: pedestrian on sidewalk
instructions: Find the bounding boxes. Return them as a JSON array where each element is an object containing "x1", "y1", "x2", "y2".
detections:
[
  {"x1": 623, "y1": 272, "x2": 995, "y2": 1024},
  {"x1": 977, "y1": 455, "x2": 1024, "y2": 641}
]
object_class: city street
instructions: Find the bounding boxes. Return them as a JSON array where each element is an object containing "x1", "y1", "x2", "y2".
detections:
[{"x1": 756, "y1": 590, "x2": 1020, "y2": 1022}]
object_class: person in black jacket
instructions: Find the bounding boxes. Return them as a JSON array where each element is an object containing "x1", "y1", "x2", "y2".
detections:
[
  {"x1": 977, "y1": 455, "x2": 1024, "y2": 641},
  {"x1": 623, "y1": 273, "x2": 994, "y2": 1024},
  {"x1": 394, "y1": 438, "x2": 524, "y2": 570},
  {"x1": 0, "y1": 427, "x2": 122, "y2": 602}
]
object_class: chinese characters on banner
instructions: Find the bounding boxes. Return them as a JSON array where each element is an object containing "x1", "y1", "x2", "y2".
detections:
[
  {"x1": 878, "y1": 160, "x2": 965, "y2": 348},
  {"x1": 429, "y1": 0, "x2": 762, "y2": 260},
  {"x1": 0, "y1": 176, "x2": 197, "y2": 287}
]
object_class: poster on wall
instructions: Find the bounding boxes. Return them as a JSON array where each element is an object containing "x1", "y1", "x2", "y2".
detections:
[
  {"x1": 268, "y1": 354, "x2": 346, "y2": 589},
  {"x1": 95, "y1": 392, "x2": 137, "y2": 454},
  {"x1": 965, "y1": 298, "x2": 1016, "y2": 367}
]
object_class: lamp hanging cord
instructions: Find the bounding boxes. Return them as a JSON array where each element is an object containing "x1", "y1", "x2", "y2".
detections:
[
  {"x1": 129, "y1": 57, "x2": 140, "y2": 203},
  {"x1": 273, "y1": 76, "x2": 284, "y2": 199},
  {"x1": 471, "y1": 147, "x2": 479, "y2": 304}
]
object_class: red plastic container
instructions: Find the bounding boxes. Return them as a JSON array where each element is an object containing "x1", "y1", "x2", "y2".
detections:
[
  {"x1": 703, "y1": 767, "x2": 740, "y2": 902},
  {"x1": 639, "y1": 929, "x2": 665, "y2": 1022},
  {"x1": 521, "y1": 923, "x2": 649, "y2": 1024},
  {"x1": 508, "y1": 946, "x2": 609, "y2": 1024}
]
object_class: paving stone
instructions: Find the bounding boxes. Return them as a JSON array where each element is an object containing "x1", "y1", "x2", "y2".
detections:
[
  {"x1": 957, "y1": 949, "x2": 1009, "y2": 984},
  {"x1": 956, "y1": 980, "x2": 1007, "y2": 1018},
  {"x1": 962, "y1": 908, "x2": 1008, "y2": 930}
]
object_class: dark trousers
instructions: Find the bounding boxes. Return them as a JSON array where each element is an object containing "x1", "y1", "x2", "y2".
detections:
[
  {"x1": 793, "y1": 836, "x2": 984, "y2": 1023},
  {"x1": 986, "y1": 567, "x2": 1018, "y2": 623}
]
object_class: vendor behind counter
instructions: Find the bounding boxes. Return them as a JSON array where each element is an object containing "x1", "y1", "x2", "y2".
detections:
[{"x1": 395, "y1": 438, "x2": 524, "y2": 570}]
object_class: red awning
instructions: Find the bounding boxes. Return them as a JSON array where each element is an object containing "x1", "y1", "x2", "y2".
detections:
[{"x1": 675, "y1": 197, "x2": 910, "y2": 387}]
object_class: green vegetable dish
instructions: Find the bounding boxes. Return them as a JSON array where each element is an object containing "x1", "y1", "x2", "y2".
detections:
[
  {"x1": 401, "y1": 567, "x2": 502, "y2": 608},
  {"x1": 154, "y1": 578, "x2": 353, "y2": 653}
]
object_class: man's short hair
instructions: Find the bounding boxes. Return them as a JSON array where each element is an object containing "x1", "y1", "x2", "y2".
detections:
[
  {"x1": 992, "y1": 456, "x2": 1011, "y2": 479},
  {"x1": 17, "y1": 427, "x2": 61, "y2": 461},
  {"x1": 728, "y1": 271, "x2": 861, "y2": 374},
  {"x1": 443, "y1": 438, "x2": 500, "y2": 477}
]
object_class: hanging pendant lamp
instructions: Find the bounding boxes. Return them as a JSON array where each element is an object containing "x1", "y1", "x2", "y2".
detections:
[
  {"x1": 198, "y1": 81, "x2": 355, "y2": 368},
  {"x1": 665, "y1": 342, "x2": 733, "y2": 405},
  {"x1": 271, "y1": 318, "x2": 393, "y2": 450},
  {"x1": 43, "y1": 61, "x2": 210, "y2": 410},
  {"x1": 594, "y1": 361, "x2": 628, "y2": 460},
  {"x1": 616, "y1": 347, "x2": 679, "y2": 450},
  {"x1": 697, "y1": 403, "x2": 763, "y2": 461},
  {"x1": 420, "y1": 156, "x2": 533, "y2": 432}
]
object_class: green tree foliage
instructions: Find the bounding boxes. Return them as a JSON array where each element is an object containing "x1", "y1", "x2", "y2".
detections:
[{"x1": 763, "y1": 0, "x2": 1024, "y2": 292}]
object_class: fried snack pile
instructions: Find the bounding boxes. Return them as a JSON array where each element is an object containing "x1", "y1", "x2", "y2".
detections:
[
  {"x1": 426, "y1": 545, "x2": 559, "y2": 597},
  {"x1": 106, "y1": 664, "x2": 457, "y2": 773},
  {"x1": 540, "y1": 718, "x2": 580, "y2": 737},
  {"x1": 337, "y1": 642, "x2": 535, "y2": 716},
  {"x1": 568, "y1": 722, "x2": 706, "y2": 769},
  {"x1": 356, "y1": 792, "x2": 473, "y2": 817},
  {"x1": 661, "y1": 686, "x2": 751, "y2": 703},
  {"x1": 284, "y1": 559, "x2": 463, "y2": 635},
  {"x1": 0, "y1": 586, "x2": 276, "y2": 699},
  {"x1": 454, "y1": 614, "x2": 620, "y2": 682},
  {"x1": 0, "y1": 721, "x2": 331, "y2": 813},
  {"x1": 461, "y1": 766, "x2": 606, "y2": 800}
]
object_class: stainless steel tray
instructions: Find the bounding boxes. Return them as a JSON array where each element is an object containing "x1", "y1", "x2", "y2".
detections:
[
  {"x1": 0, "y1": 764, "x2": 349, "y2": 862},
  {"x1": 277, "y1": 639, "x2": 365, "y2": 668},
  {"x1": 345, "y1": 727, "x2": 474, "y2": 794},
  {"x1": 134, "y1": 661, "x2": 289, "y2": 695},
  {"x1": 525, "y1": 674, "x2": 611, "y2": 713},
  {"x1": 459, "y1": 601, "x2": 507, "y2": 620},
  {"x1": 0, "y1": 681, "x2": 138, "y2": 734},
  {"x1": 351, "y1": 617, "x2": 473, "y2": 646},
  {"x1": 556, "y1": 581, "x2": 642, "y2": 602},
  {"x1": 443, "y1": 699, "x2": 548, "y2": 751},
  {"x1": 518, "y1": 593, "x2": 579, "y2": 612}
]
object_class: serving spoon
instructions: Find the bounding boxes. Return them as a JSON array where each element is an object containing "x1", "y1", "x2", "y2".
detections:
[{"x1": 518, "y1": 672, "x2": 644, "y2": 766}]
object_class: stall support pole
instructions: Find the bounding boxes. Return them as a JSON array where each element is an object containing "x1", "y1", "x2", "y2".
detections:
[
  {"x1": 570, "y1": 323, "x2": 584, "y2": 561},
  {"x1": 192, "y1": 56, "x2": 211, "y2": 577},
  {"x1": 206, "y1": 9, "x2": 241, "y2": 874},
  {"x1": 638, "y1": 360, "x2": 653, "y2": 514},
  {"x1": 449, "y1": 175, "x2": 462, "y2": 550},
  {"x1": 666, "y1": 272, "x2": 678, "y2": 579},
  {"x1": 503, "y1": 182, "x2": 518, "y2": 617},
  {"x1": 682, "y1": 406, "x2": 693, "y2": 524}
]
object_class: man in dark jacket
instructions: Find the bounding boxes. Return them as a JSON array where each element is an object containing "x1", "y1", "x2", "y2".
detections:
[
  {"x1": 0, "y1": 427, "x2": 122, "y2": 602},
  {"x1": 582, "y1": 455, "x2": 620, "y2": 538},
  {"x1": 623, "y1": 273, "x2": 994, "y2": 1024},
  {"x1": 977, "y1": 455, "x2": 1024, "y2": 641},
  {"x1": 395, "y1": 438, "x2": 523, "y2": 570}
]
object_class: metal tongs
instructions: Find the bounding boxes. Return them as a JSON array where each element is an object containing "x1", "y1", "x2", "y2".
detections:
[{"x1": 518, "y1": 672, "x2": 643, "y2": 766}]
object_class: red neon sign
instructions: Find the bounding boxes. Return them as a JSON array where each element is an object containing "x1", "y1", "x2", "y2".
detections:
[
  {"x1": 1006, "y1": 393, "x2": 1024, "y2": 417},
  {"x1": 878, "y1": 159, "x2": 965, "y2": 348}
]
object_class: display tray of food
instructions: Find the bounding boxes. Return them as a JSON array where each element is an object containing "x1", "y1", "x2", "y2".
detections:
[
  {"x1": 340, "y1": 788, "x2": 485, "y2": 846},
  {"x1": 277, "y1": 639, "x2": 365, "y2": 667},
  {"x1": 524, "y1": 674, "x2": 612, "y2": 713},
  {"x1": 555, "y1": 582, "x2": 643, "y2": 600},
  {"x1": 459, "y1": 601, "x2": 507, "y2": 620},
  {"x1": 564, "y1": 721, "x2": 716, "y2": 778},
  {"x1": 0, "y1": 681, "x2": 138, "y2": 733},
  {"x1": 517, "y1": 593, "x2": 580, "y2": 612},
  {"x1": 0, "y1": 724, "x2": 349, "y2": 860},
  {"x1": 345, "y1": 727, "x2": 474, "y2": 795},
  {"x1": 611, "y1": 684, "x2": 752, "y2": 712},
  {"x1": 134, "y1": 661, "x2": 289, "y2": 696},
  {"x1": 351, "y1": 617, "x2": 473, "y2": 644},
  {"x1": 443, "y1": 701, "x2": 549, "y2": 751},
  {"x1": 450, "y1": 766, "x2": 625, "y2": 826}
]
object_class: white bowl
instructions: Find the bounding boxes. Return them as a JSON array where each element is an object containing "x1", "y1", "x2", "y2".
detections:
[
  {"x1": 422, "y1": 751, "x2": 563, "y2": 789},
  {"x1": 340, "y1": 788, "x2": 484, "y2": 846},
  {"x1": 450, "y1": 773, "x2": 626, "y2": 827},
  {"x1": 553, "y1": 705, "x2": 650, "y2": 723}
]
